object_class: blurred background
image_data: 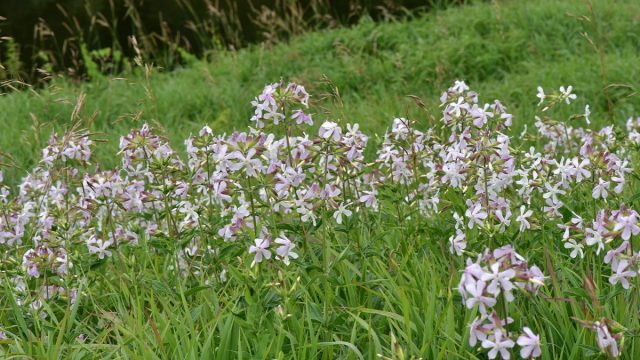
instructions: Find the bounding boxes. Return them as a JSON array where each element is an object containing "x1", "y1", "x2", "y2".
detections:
[{"x1": 0, "y1": 0, "x2": 462, "y2": 85}]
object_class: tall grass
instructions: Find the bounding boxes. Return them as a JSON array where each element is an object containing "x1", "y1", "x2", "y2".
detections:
[{"x1": 0, "y1": 0, "x2": 638, "y2": 183}]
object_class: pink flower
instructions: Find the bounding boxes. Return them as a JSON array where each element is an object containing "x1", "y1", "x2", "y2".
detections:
[
  {"x1": 469, "y1": 316, "x2": 489, "y2": 347},
  {"x1": 613, "y1": 211, "x2": 640, "y2": 241},
  {"x1": 358, "y1": 188, "x2": 378, "y2": 208},
  {"x1": 291, "y1": 110, "x2": 313, "y2": 126},
  {"x1": 594, "y1": 321, "x2": 620, "y2": 358}
]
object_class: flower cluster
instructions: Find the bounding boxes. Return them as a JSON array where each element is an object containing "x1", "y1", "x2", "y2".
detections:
[
  {"x1": 561, "y1": 205, "x2": 640, "y2": 289},
  {"x1": 22, "y1": 245, "x2": 69, "y2": 278},
  {"x1": 42, "y1": 131, "x2": 93, "y2": 167},
  {"x1": 626, "y1": 116, "x2": 640, "y2": 144},
  {"x1": 250, "y1": 81, "x2": 312, "y2": 128},
  {"x1": 459, "y1": 246, "x2": 544, "y2": 359},
  {"x1": 576, "y1": 317, "x2": 625, "y2": 358},
  {"x1": 184, "y1": 93, "x2": 369, "y2": 266}
]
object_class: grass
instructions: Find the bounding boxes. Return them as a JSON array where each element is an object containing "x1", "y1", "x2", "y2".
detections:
[
  {"x1": 0, "y1": 0, "x2": 638, "y2": 183},
  {"x1": 0, "y1": 0, "x2": 639, "y2": 359}
]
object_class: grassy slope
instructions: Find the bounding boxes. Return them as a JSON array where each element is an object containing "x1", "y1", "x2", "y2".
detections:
[
  {"x1": 0, "y1": 0, "x2": 638, "y2": 183},
  {"x1": 1, "y1": 1, "x2": 640, "y2": 358}
]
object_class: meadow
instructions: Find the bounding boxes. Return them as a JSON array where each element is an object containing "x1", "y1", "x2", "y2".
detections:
[{"x1": 0, "y1": 0, "x2": 640, "y2": 359}]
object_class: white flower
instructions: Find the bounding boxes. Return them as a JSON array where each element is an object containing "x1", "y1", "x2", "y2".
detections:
[
  {"x1": 248, "y1": 238, "x2": 271, "y2": 265},
  {"x1": 592, "y1": 179, "x2": 610, "y2": 200},
  {"x1": 87, "y1": 236, "x2": 112, "y2": 260},
  {"x1": 178, "y1": 201, "x2": 199, "y2": 223},
  {"x1": 391, "y1": 118, "x2": 410, "y2": 140},
  {"x1": 466, "y1": 202, "x2": 488, "y2": 229},
  {"x1": 481, "y1": 262, "x2": 516, "y2": 301},
  {"x1": 559, "y1": 85, "x2": 577, "y2": 104},
  {"x1": 229, "y1": 148, "x2": 263, "y2": 178},
  {"x1": 449, "y1": 231, "x2": 466, "y2": 256},
  {"x1": 464, "y1": 279, "x2": 496, "y2": 314},
  {"x1": 482, "y1": 329, "x2": 515, "y2": 359},
  {"x1": 564, "y1": 239, "x2": 584, "y2": 259},
  {"x1": 471, "y1": 103, "x2": 494, "y2": 128},
  {"x1": 274, "y1": 233, "x2": 299, "y2": 266},
  {"x1": 442, "y1": 162, "x2": 466, "y2": 188},
  {"x1": 516, "y1": 205, "x2": 533, "y2": 232},
  {"x1": 449, "y1": 97, "x2": 470, "y2": 117},
  {"x1": 517, "y1": 327, "x2": 541, "y2": 359},
  {"x1": 297, "y1": 205, "x2": 317, "y2": 226},
  {"x1": 333, "y1": 202, "x2": 352, "y2": 225},
  {"x1": 543, "y1": 182, "x2": 565, "y2": 203},
  {"x1": 584, "y1": 104, "x2": 591, "y2": 124},
  {"x1": 536, "y1": 86, "x2": 545, "y2": 105},
  {"x1": 452, "y1": 80, "x2": 470, "y2": 93},
  {"x1": 572, "y1": 158, "x2": 591, "y2": 182},
  {"x1": 585, "y1": 228, "x2": 605, "y2": 255}
]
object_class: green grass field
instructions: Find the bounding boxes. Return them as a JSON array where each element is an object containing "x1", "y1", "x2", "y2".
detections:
[
  {"x1": 1, "y1": 0, "x2": 638, "y2": 182},
  {"x1": 1, "y1": 0, "x2": 640, "y2": 359}
]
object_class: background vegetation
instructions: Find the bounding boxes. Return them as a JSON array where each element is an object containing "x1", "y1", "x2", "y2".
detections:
[
  {"x1": 0, "y1": 0, "x2": 464, "y2": 84},
  {"x1": 0, "y1": 0, "x2": 638, "y2": 184},
  {"x1": 0, "y1": 0, "x2": 639, "y2": 359}
]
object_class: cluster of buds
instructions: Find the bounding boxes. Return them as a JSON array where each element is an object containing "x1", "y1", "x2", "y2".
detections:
[
  {"x1": 21, "y1": 245, "x2": 69, "y2": 278},
  {"x1": 41, "y1": 131, "x2": 93, "y2": 167}
]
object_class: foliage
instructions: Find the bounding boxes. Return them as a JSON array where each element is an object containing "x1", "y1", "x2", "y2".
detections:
[
  {"x1": 0, "y1": 0, "x2": 638, "y2": 184},
  {"x1": 0, "y1": 0, "x2": 465, "y2": 83},
  {"x1": 0, "y1": 0, "x2": 639, "y2": 358}
]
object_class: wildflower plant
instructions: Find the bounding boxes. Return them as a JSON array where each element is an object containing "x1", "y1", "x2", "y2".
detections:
[{"x1": 0, "y1": 79, "x2": 639, "y2": 359}]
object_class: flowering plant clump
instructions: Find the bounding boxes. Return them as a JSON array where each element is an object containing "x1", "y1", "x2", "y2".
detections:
[
  {"x1": 460, "y1": 246, "x2": 544, "y2": 359},
  {"x1": 0, "y1": 79, "x2": 638, "y2": 358}
]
